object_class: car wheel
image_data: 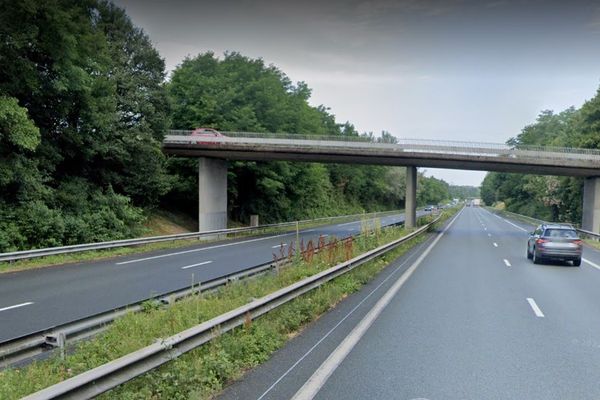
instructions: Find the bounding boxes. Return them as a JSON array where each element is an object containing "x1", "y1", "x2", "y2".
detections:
[
  {"x1": 527, "y1": 246, "x2": 532, "y2": 259},
  {"x1": 573, "y1": 258, "x2": 581, "y2": 267},
  {"x1": 532, "y1": 249, "x2": 542, "y2": 265}
]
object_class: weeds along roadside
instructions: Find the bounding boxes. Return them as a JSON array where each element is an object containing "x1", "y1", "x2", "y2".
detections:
[
  {"x1": 0, "y1": 208, "x2": 457, "y2": 400},
  {"x1": 0, "y1": 211, "x2": 401, "y2": 274}
]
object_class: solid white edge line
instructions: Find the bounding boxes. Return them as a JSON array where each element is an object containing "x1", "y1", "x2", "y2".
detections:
[
  {"x1": 180, "y1": 261, "x2": 213, "y2": 270},
  {"x1": 583, "y1": 258, "x2": 600, "y2": 271},
  {"x1": 526, "y1": 297, "x2": 545, "y2": 317},
  {"x1": 0, "y1": 301, "x2": 34, "y2": 312},
  {"x1": 290, "y1": 208, "x2": 464, "y2": 400},
  {"x1": 255, "y1": 235, "x2": 435, "y2": 400},
  {"x1": 503, "y1": 259, "x2": 511, "y2": 267},
  {"x1": 481, "y1": 208, "x2": 528, "y2": 233},
  {"x1": 117, "y1": 232, "x2": 294, "y2": 265},
  {"x1": 272, "y1": 243, "x2": 288, "y2": 249}
]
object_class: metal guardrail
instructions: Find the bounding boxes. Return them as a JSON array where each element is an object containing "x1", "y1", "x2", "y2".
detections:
[
  {"x1": 485, "y1": 207, "x2": 600, "y2": 239},
  {"x1": 166, "y1": 130, "x2": 600, "y2": 161},
  {"x1": 0, "y1": 210, "x2": 401, "y2": 263},
  {"x1": 0, "y1": 210, "x2": 409, "y2": 368},
  {"x1": 0, "y1": 258, "x2": 277, "y2": 369},
  {"x1": 20, "y1": 215, "x2": 442, "y2": 399},
  {"x1": 575, "y1": 228, "x2": 600, "y2": 238}
]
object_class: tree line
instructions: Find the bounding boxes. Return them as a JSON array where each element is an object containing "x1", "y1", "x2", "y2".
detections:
[
  {"x1": 0, "y1": 1, "x2": 458, "y2": 251},
  {"x1": 480, "y1": 90, "x2": 600, "y2": 223}
]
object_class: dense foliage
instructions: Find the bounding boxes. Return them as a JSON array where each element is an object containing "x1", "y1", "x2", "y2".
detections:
[
  {"x1": 0, "y1": 0, "x2": 170, "y2": 251},
  {"x1": 481, "y1": 90, "x2": 600, "y2": 223},
  {"x1": 166, "y1": 52, "x2": 451, "y2": 223},
  {"x1": 0, "y1": 2, "x2": 454, "y2": 251}
]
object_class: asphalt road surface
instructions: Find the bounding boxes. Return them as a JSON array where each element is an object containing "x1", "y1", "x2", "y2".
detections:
[
  {"x1": 219, "y1": 206, "x2": 600, "y2": 400},
  {"x1": 0, "y1": 211, "x2": 426, "y2": 342}
]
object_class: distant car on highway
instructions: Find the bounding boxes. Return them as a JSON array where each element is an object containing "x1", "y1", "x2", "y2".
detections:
[
  {"x1": 527, "y1": 223, "x2": 582, "y2": 266},
  {"x1": 189, "y1": 127, "x2": 224, "y2": 144},
  {"x1": 424, "y1": 205, "x2": 434, "y2": 211}
]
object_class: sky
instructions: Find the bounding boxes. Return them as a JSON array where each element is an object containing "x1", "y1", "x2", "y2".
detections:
[{"x1": 114, "y1": 0, "x2": 600, "y2": 186}]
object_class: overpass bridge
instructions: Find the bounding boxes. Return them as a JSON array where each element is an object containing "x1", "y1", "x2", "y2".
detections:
[{"x1": 162, "y1": 132, "x2": 600, "y2": 233}]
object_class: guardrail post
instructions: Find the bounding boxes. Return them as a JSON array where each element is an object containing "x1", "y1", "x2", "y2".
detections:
[
  {"x1": 582, "y1": 177, "x2": 600, "y2": 234},
  {"x1": 405, "y1": 166, "x2": 417, "y2": 228},
  {"x1": 250, "y1": 215, "x2": 259, "y2": 227}
]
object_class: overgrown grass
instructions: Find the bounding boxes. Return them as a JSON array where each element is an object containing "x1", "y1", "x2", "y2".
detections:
[
  {"x1": 0, "y1": 209, "x2": 456, "y2": 400},
  {"x1": 0, "y1": 211, "x2": 402, "y2": 274},
  {"x1": 142, "y1": 209, "x2": 197, "y2": 236}
]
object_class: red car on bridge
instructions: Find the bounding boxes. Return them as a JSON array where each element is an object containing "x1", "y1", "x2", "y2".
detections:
[{"x1": 190, "y1": 127, "x2": 224, "y2": 144}]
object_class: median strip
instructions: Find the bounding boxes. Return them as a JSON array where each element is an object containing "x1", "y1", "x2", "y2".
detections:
[
  {"x1": 291, "y1": 208, "x2": 463, "y2": 400},
  {"x1": 4, "y1": 209, "x2": 458, "y2": 400}
]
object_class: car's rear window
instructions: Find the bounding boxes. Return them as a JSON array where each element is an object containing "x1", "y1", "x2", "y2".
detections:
[{"x1": 544, "y1": 229, "x2": 578, "y2": 238}]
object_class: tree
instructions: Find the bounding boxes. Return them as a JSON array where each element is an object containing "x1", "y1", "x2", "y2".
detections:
[
  {"x1": 0, "y1": 0, "x2": 170, "y2": 250},
  {"x1": 479, "y1": 88, "x2": 600, "y2": 223}
]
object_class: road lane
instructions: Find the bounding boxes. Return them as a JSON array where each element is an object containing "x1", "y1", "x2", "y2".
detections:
[
  {"x1": 220, "y1": 207, "x2": 600, "y2": 400},
  {"x1": 0, "y1": 212, "x2": 423, "y2": 343}
]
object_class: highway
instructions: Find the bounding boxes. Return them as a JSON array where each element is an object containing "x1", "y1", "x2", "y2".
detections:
[
  {"x1": 219, "y1": 206, "x2": 600, "y2": 400},
  {"x1": 0, "y1": 211, "x2": 426, "y2": 343}
]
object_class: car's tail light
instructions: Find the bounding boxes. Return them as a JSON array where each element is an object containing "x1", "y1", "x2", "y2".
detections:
[
  {"x1": 536, "y1": 238, "x2": 548, "y2": 245},
  {"x1": 572, "y1": 239, "x2": 583, "y2": 246}
]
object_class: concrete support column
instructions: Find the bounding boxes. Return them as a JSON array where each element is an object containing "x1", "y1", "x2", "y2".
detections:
[
  {"x1": 405, "y1": 166, "x2": 417, "y2": 229},
  {"x1": 582, "y1": 177, "x2": 600, "y2": 233},
  {"x1": 198, "y1": 158, "x2": 228, "y2": 232}
]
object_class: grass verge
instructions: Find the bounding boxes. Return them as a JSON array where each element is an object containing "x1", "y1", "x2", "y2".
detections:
[{"x1": 0, "y1": 209, "x2": 456, "y2": 400}]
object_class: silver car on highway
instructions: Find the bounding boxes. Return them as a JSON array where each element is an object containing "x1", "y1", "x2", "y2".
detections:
[{"x1": 527, "y1": 223, "x2": 583, "y2": 266}]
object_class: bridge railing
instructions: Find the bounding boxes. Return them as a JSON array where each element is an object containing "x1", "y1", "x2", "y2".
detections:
[{"x1": 165, "y1": 131, "x2": 600, "y2": 162}]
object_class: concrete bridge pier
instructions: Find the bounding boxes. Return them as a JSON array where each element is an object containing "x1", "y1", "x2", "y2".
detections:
[
  {"x1": 405, "y1": 166, "x2": 417, "y2": 229},
  {"x1": 198, "y1": 158, "x2": 228, "y2": 232},
  {"x1": 582, "y1": 177, "x2": 600, "y2": 234}
]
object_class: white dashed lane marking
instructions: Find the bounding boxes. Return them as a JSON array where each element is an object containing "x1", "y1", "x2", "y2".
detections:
[
  {"x1": 0, "y1": 302, "x2": 34, "y2": 313},
  {"x1": 181, "y1": 261, "x2": 213, "y2": 270},
  {"x1": 527, "y1": 298, "x2": 545, "y2": 318}
]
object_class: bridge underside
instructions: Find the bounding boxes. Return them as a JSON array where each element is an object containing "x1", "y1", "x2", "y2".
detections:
[
  {"x1": 166, "y1": 147, "x2": 600, "y2": 177},
  {"x1": 168, "y1": 143, "x2": 600, "y2": 233}
]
